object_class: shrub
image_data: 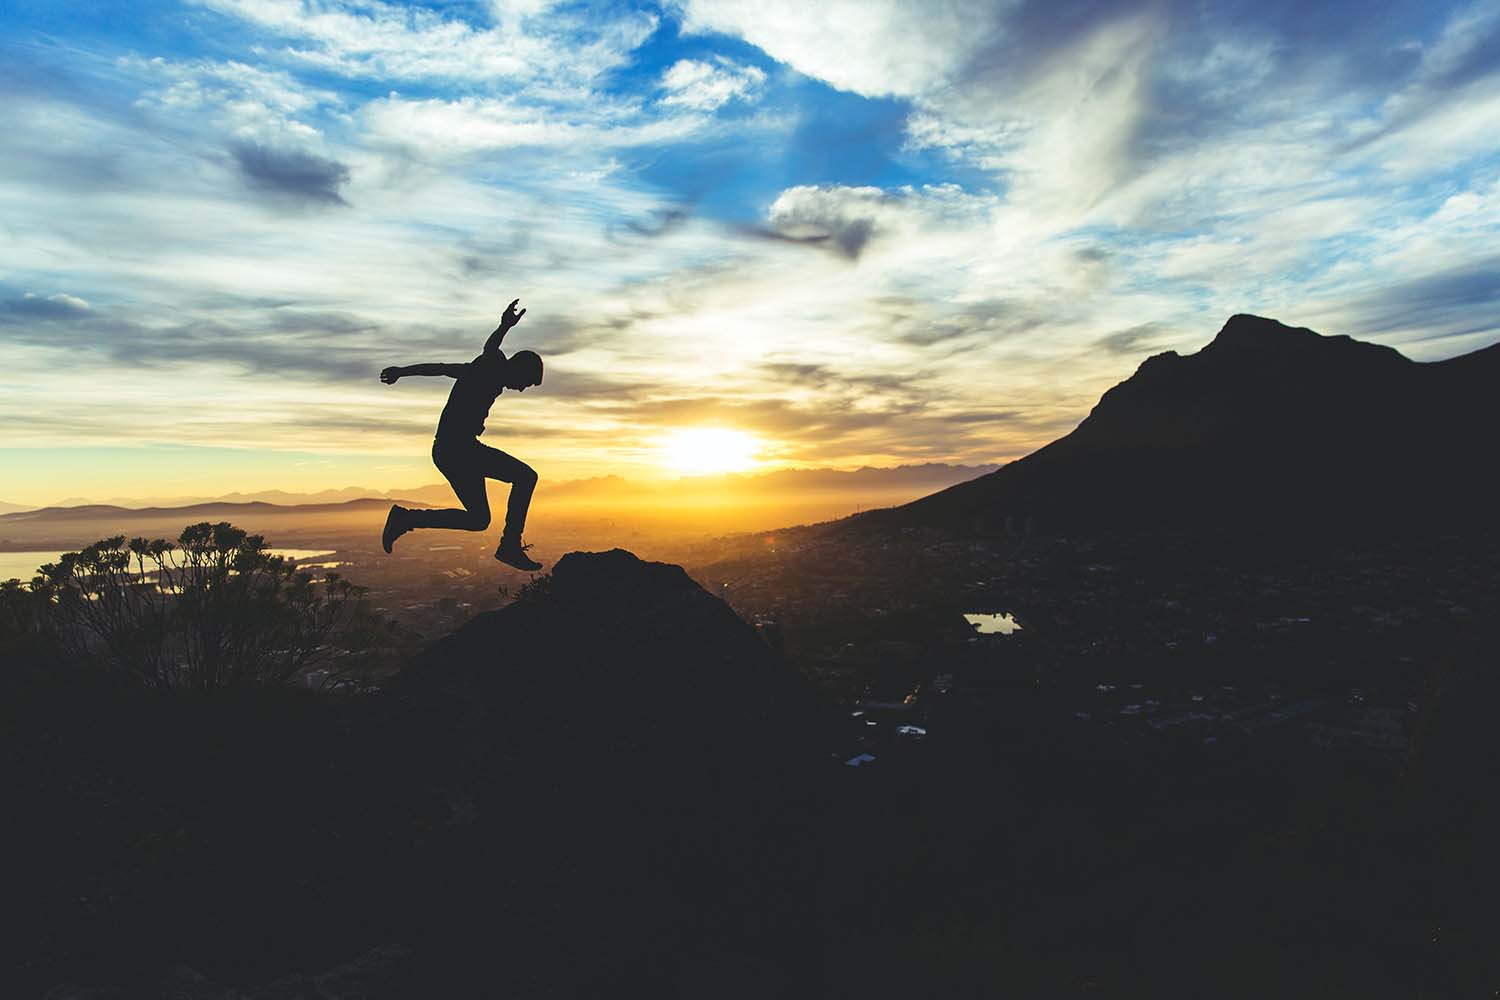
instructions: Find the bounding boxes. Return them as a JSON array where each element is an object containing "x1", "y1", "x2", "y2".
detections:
[
  {"x1": 497, "y1": 571, "x2": 552, "y2": 606},
  {"x1": 0, "y1": 577, "x2": 49, "y2": 669},
  {"x1": 23, "y1": 522, "x2": 393, "y2": 690}
]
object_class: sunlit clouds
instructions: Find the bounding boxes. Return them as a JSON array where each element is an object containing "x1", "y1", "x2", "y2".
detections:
[{"x1": 3, "y1": 0, "x2": 1500, "y2": 505}]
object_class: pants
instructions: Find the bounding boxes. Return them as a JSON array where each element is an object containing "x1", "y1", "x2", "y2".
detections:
[{"x1": 405, "y1": 436, "x2": 537, "y2": 541}]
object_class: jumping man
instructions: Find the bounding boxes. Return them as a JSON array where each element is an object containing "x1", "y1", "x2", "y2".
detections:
[{"x1": 379, "y1": 298, "x2": 544, "y2": 571}]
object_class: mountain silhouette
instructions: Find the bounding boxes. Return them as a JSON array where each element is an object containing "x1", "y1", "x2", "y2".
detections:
[{"x1": 869, "y1": 314, "x2": 1499, "y2": 534}]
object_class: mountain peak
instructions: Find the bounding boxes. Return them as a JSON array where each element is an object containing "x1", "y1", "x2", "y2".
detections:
[
  {"x1": 1206, "y1": 314, "x2": 1331, "y2": 352},
  {"x1": 551, "y1": 548, "x2": 702, "y2": 603},
  {"x1": 1203, "y1": 313, "x2": 1407, "y2": 368},
  {"x1": 1217, "y1": 312, "x2": 1308, "y2": 336}
]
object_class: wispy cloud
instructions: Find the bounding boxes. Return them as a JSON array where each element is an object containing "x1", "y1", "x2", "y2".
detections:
[
  {"x1": 191, "y1": 0, "x2": 657, "y2": 86},
  {"x1": 2, "y1": 291, "x2": 92, "y2": 319}
]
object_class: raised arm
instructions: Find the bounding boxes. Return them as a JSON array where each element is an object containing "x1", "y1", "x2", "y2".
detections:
[
  {"x1": 380, "y1": 363, "x2": 467, "y2": 383},
  {"x1": 482, "y1": 298, "x2": 527, "y2": 355}
]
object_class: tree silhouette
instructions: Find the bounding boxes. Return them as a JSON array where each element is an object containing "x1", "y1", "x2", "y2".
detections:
[{"x1": 22, "y1": 522, "x2": 394, "y2": 690}]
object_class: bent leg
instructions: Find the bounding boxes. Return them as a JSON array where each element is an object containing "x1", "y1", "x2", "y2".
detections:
[
  {"x1": 474, "y1": 444, "x2": 537, "y2": 541},
  {"x1": 404, "y1": 440, "x2": 492, "y2": 532}
]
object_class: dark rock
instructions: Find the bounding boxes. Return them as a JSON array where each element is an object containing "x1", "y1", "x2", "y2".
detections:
[{"x1": 391, "y1": 549, "x2": 824, "y2": 992}]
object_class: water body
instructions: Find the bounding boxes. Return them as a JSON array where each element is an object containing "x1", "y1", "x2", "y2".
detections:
[
  {"x1": 273, "y1": 550, "x2": 336, "y2": 563},
  {"x1": 0, "y1": 552, "x2": 59, "y2": 582},
  {"x1": 0, "y1": 549, "x2": 335, "y2": 582},
  {"x1": 963, "y1": 612, "x2": 1023, "y2": 635}
]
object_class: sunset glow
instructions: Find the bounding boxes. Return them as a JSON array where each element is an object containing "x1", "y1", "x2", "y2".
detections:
[{"x1": 660, "y1": 428, "x2": 762, "y2": 476}]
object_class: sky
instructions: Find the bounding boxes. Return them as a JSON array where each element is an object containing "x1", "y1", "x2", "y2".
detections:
[{"x1": 4, "y1": 0, "x2": 1500, "y2": 506}]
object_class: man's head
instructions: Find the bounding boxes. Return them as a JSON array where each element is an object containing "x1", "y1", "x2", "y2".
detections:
[{"x1": 505, "y1": 350, "x2": 544, "y2": 391}]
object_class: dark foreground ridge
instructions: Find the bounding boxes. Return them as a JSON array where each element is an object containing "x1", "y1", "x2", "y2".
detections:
[
  {"x1": 864, "y1": 314, "x2": 1500, "y2": 534},
  {"x1": 8, "y1": 549, "x2": 826, "y2": 997},
  {"x1": 9, "y1": 537, "x2": 1499, "y2": 995}
]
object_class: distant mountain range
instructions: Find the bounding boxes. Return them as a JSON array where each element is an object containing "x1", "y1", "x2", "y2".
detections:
[
  {"x1": 0, "y1": 497, "x2": 398, "y2": 524},
  {"x1": 8, "y1": 464, "x2": 998, "y2": 520},
  {"x1": 857, "y1": 314, "x2": 1498, "y2": 534}
]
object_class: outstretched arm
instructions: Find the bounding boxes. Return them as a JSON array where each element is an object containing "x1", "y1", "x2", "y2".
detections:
[
  {"x1": 482, "y1": 298, "x2": 527, "y2": 355},
  {"x1": 380, "y1": 363, "x2": 466, "y2": 383}
]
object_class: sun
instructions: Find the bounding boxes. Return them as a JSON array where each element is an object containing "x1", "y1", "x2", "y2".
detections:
[{"x1": 660, "y1": 427, "x2": 762, "y2": 476}]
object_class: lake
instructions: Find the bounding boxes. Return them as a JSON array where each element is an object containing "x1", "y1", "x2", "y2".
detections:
[
  {"x1": 0, "y1": 550, "x2": 335, "y2": 582},
  {"x1": 963, "y1": 612, "x2": 1023, "y2": 635}
]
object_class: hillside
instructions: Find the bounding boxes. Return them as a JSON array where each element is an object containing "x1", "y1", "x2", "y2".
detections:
[{"x1": 862, "y1": 315, "x2": 1499, "y2": 534}]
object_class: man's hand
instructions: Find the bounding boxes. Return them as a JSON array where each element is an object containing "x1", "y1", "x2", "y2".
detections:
[
  {"x1": 380, "y1": 366, "x2": 403, "y2": 384},
  {"x1": 483, "y1": 298, "x2": 527, "y2": 354},
  {"x1": 500, "y1": 298, "x2": 526, "y2": 330}
]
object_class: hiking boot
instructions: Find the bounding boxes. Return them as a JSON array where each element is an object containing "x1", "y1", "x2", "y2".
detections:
[
  {"x1": 382, "y1": 504, "x2": 410, "y2": 553},
  {"x1": 495, "y1": 537, "x2": 543, "y2": 571}
]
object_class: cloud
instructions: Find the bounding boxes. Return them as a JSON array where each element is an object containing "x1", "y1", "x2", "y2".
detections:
[
  {"x1": 1095, "y1": 322, "x2": 1167, "y2": 356},
  {"x1": 191, "y1": 0, "x2": 657, "y2": 87},
  {"x1": 611, "y1": 207, "x2": 692, "y2": 240},
  {"x1": 659, "y1": 57, "x2": 766, "y2": 111},
  {"x1": 680, "y1": 0, "x2": 1500, "y2": 229},
  {"x1": 230, "y1": 141, "x2": 351, "y2": 205},
  {"x1": 129, "y1": 55, "x2": 339, "y2": 147},
  {"x1": 758, "y1": 362, "x2": 915, "y2": 395},
  {"x1": 1323, "y1": 256, "x2": 1500, "y2": 344},
  {"x1": 2, "y1": 292, "x2": 92, "y2": 319},
  {"x1": 674, "y1": 0, "x2": 987, "y2": 98},
  {"x1": 765, "y1": 184, "x2": 983, "y2": 261},
  {"x1": 1, "y1": 309, "x2": 377, "y2": 381},
  {"x1": 893, "y1": 299, "x2": 1052, "y2": 348},
  {"x1": 132, "y1": 56, "x2": 334, "y2": 119},
  {"x1": 1365, "y1": 3, "x2": 1500, "y2": 139},
  {"x1": 359, "y1": 94, "x2": 708, "y2": 158}
]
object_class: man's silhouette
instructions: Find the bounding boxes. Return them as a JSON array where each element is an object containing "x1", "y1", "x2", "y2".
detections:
[{"x1": 379, "y1": 298, "x2": 544, "y2": 571}]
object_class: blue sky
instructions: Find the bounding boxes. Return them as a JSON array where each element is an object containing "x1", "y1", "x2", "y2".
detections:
[{"x1": 3, "y1": 0, "x2": 1500, "y2": 504}]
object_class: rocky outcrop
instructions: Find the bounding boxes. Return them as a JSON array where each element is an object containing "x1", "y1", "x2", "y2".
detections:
[{"x1": 392, "y1": 548, "x2": 827, "y2": 993}]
